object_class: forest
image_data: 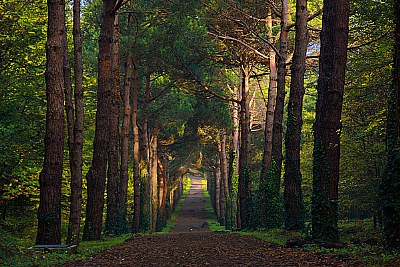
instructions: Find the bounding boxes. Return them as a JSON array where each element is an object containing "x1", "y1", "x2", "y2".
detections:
[{"x1": 0, "y1": 0, "x2": 399, "y2": 266}]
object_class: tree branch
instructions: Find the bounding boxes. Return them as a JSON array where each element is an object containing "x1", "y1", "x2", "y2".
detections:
[
  {"x1": 208, "y1": 32, "x2": 270, "y2": 60},
  {"x1": 174, "y1": 52, "x2": 240, "y2": 104},
  {"x1": 111, "y1": 0, "x2": 128, "y2": 15},
  {"x1": 287, "y1": 9, "x2": 322, "y2": 29},
  {"x1": 148, "y1": 81, "x2": 175, "y2": 102},
  {"x1": 348, "y1": 31, "x2": 390, "y2": 50}
]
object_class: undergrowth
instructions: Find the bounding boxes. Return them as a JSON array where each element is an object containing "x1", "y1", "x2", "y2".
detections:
[
  {"x1": 0, "y1": 228, "x2": 131, "y2": 267},
  {"x1": 0, "y1": 176, "x2": 194, "y2": 266},
  {"x1": 203, "y1": 186, "x2": 400, "y2": 267}
]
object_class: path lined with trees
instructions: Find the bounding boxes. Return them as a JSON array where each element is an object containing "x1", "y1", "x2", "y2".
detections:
[
  {"x1": 1, "y1": 0, "x2": 400, "y2": 265},
  {"x1": 63, "y1": 177, "x2": 358, "y2": 266}
]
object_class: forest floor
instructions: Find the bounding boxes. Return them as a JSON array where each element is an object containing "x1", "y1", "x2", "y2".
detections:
[{"x1": 62, "y1": 177, "x2": 360, "y2": 267}]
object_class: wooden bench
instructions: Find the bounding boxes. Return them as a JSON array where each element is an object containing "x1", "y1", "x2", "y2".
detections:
[{"x1": 29, "y1": 244, "x2": 78, "y2": 252}]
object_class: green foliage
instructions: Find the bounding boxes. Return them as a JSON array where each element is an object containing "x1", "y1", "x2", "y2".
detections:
[
  {"x1": 253, "y1": 161, "x2": 283, "y2": 229},
  {"x1": 303, "y1": 220, "x2": 400, "y2": 266},
  {"x1": 0, "y1": 229, "x2": 131, "y2": 267},
  {"x1": 312, "y1": 139, "x2": 339, "y2": 242},
  {"x1": 239, "y1": 164, "x2": 254, "y2": 229},
  {"x1": 379, "y1": 69, "x2": 400, "y2": 248},
  {"x1": 203, "y1": 189, "x2": 228, "y2": 232},
  {"x1": 339, "y1": 0, "x2": 392, "y2": 222},
  {"x1": 226, "y1": 169, "x2": 239, "y2": 230},
  {"x1": 236, "y1": 220, "x2": 400, "y2": 266},
  {"x1": 156, "y1": 175, "x2": 191, "y2": 234},
  {"x1": 139, "y1": 172, "x2": 150, "y2": 232},
  {"x1": 0, "y1": 0, "x2": 47, "y2": 208}
]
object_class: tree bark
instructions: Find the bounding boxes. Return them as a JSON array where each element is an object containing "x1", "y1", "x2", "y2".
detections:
[
  {"x1": 215, "y1": 164, "x2": 221, "y2": 219},
  {"x1": 36, "y1": 0, "x2": 65, "y2": 245},
  {"x1": 272, "y1": 0, "x2": 289, "y2": 193},
  {"x1": 237, "y1": 62, "x2": 252, "y2": 229},
  {"x1": 232, "y1": 84, "x2": 240, "y2": 176},
  {"x1": 157, "y1": 157, "x2": 168, "y2": 229},
  {"x1": 83, "y1": 0, "x2": 117, "y2": 241},
  {"x1": 105, "y1": 14, "x2": 121, "y2": 235},
  {"x1": 284, "y1": 0, "x2": 308, "y2": 231},
  {"x1": 139, "y1": 72, "x2": 151, "y2": 231},
  {"x1": 66, "y1": 0, "x2": 84, "y2": 245},
  {"x1": 379, "y1": 0, "x2": 400, "y2": 249},
  {"x1": 219, "y1": 133, "x2": 229, "y2": 225},
  {"x1": 132, "y1": 63, "x2": 141, "y2": 232},
  {"x1": 119, "y1": 11, "x2": 133, "y2": 233},
  {"x1": 149, "y1": 129, "x2": 159, "y2": 232},
  {"x1": 312, "y1": 0, "x2": 350, "y2": 242},
  {"x1": 260, "y1": 5, "x2": 278, "y2": 182}
]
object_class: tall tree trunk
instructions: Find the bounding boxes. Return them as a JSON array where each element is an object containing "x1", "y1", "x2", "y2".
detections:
[
  {"x1": 63, "y1": 22, "x2": 74, "y2": 180},
  {"x1": 272, "y1": 0, "x2": 289, "y2": 193},
  {"x1": 283, "y1": 0, "x2": 308, "y2": 231},
  {"x1": 379, "y1": 0, "x2": 400, "y2": 249},
  {"x1": 67, "y1": 0, "x2": 84, "y2": 245},
  {"x1": 83, "y1": 0, "x2": 117, "y2": 241},
  {"x1": 157, "y1": 158, "x2": 168, "y2": 229},
  {"x1": 219, "y1": 133, "x2": 229, "y2": 225},
  {"x1": 232, "y1": 84, "x2": 240, "y2": 176},
  {"x1": 259, "y1": 5, "x2": 278, "y2": 225},
  {"x1": 260, "y1": 5, "x2": 278, "y2": 182},
  {"x1": 237, "y1": 62, "x2": 252, "y2": 229},
  {"x1": 132, "y1": 63, "x2": 141, "y2": 232},
  {"x1": 149, "y1": 129, "x2": 159, "y2": 232},
  {"x1": 311, "y1": 0, "x2": 350, "y2": 242},
  {"x1": 139, "y1": 72, "x2": 151, "y2": 231},
  {"x1": 36, "y1": 0, "x2": 65, "y2": 245},
  {"x1": 119, "y1": 11, "x2": 133, "y2": 233},
  {"x1": 215, "y1": 164, "x2": 221, "y2": 219},
  {"x1": 106, "y1": 14, "x2": 121, "y2": 235},
  {"x1": 229, "y1": 84, "x2": 240, "y2": 229},
  {"x1": 62, "y1": 4, "x2": 75, "y2": 243}
]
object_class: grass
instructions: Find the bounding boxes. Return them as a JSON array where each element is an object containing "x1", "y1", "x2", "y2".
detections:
[
  {"x1": 0, "y1": 176, "x2": 194, "y2": 266},
  {"x1": 4, "y1": 178, "x2": 398, "y2": 266},
  {"x1": 201, "y1": 183, "x2": 228, "y2": 232},
  {"x1": 0, "y1": 228, "x2": 132, "y2": 267},
  {"x1": 200, "y1": 184, "x2": 400, "y2": 266},
  {"x1": 156, "y1": 175, "x2": 192, "y2": 234}
]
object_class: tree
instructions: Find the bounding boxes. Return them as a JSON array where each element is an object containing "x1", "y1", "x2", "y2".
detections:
[
  {"x1": 105, "y1": 13, "x2": 121, "y2": 235},
  {"x1": 132, "y1": 63, "x2": 141, "y2": 232},
  {"x1": 36, "y1": 0, "x2": 65, "y2": 245},
  {"x1": 149, "y1": 129, "x2": 159, "y2": 232},
  {"x1": 284, "y1": 0, "x2": 308, "y2": 231},
  {"x1": 311, "y1": 0, "x2": 350, "y2": 242},
  {"x1": 272, "y1": 0, "x2": 289, "y2": 193},
  {"x1": 218, "y1": 132, "x2": 229, "y2": 225},
  {"x1": 83, "y1": 0, "x2": 125, "y2": 241},
  {"x1": 119, "y1": 5, "x2": 133, "y2": 234},
  {"x1": 237, "y1": 60, "x2": 253, "y2": 229},
  {"x1": 260, "y1": 4, "x2": 278, "y2": 182},
  {"x1": 379, "y1": 0, "x2": 400, "y2": 249},
  {"x1": 66, "y1": 0, "x2": 84, "y2": 245}
]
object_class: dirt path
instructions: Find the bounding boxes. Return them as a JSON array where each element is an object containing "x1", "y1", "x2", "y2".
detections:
[
  {"x1": 63, "y1": 176, "x2": 359, "y2": 267},
  {"x1": 171, "y1": 176, "x2": 210, "y2": 233}
]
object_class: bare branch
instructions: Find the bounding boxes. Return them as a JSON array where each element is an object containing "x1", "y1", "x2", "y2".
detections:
[
  {"x1": 111, "y1": 0, "x2": 128, "y2": 15},
  {"x1": 287, "y1": 9, "x2": 322, "y2": 29},
  {"x1": 208, "y1": 32, "x2": 270, "y2": 60},
  {"x1": 348, "y1": 31, "x2": 390, "y2": 50},
  {"x1": 174, "y1": 52, "x2": 240, "y2": 104},
  {"x1": 148, "y1": 81, "x2": 176, "y2": 102}
]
